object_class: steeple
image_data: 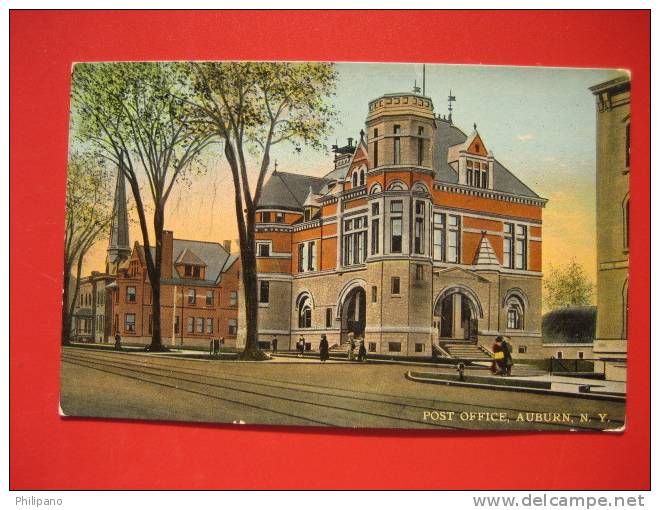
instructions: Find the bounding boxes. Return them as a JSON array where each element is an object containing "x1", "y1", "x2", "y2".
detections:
[{"x1": 106, "y1": 164, "x2": 131, "y2": 275}]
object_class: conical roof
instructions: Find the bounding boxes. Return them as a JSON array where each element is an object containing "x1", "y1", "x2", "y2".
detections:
[{"x1": 473, "y1": 233, "x2": 500, "y2": 267}]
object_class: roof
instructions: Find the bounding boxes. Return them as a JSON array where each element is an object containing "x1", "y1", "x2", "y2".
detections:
[
  {"x1": 176, "y1": 247, "x2": 206, "y2": 266},
  {"x1": 473, "y1": 234, "x2": 500, "y2": 266},
  {"x1": 433, "y1": 120, "x2": 540, "y2": 198},
  {"x1": 137, "y1": 238, "x2": 234, "y2": 284},
  {"x1": 257, "y1": 171, "x2": 328, "y2": 211}
]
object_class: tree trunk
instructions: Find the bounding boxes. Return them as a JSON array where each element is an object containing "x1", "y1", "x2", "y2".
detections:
[{"x1": 149, "y1": 211, "x2": 165, "y2": 351}]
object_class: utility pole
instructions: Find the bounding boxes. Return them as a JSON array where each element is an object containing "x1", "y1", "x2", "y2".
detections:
[{"x1": 172, "y1": 285, "x2": 177, "y2": 347}]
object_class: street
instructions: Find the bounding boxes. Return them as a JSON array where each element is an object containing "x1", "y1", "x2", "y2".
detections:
[{"x1": 60, "y1": 347, "x2": 625, "y2": 431}]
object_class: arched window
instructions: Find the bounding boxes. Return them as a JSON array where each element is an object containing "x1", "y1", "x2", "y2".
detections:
[
  {"x1": 360, "y1": 169, "x2": 365, "y2": 186},
  {"x1": 387, "y1": 180, "x2": 407, "y2": 191},
  {"x1": 352, "y1": 172, "x2": 358, "y2": 187},
  {"x1": 505, "y1": 296, "x2": 524, "y2": 330},
  {"x1": 412, "y1": 181, "x2": 430, "y2": 193},
  {"x1": 369, "y1": 183, "x2": 382, "y2": 195},
  {"x1": 298, "y1": 295, "x2": 312, "y2": 329}
]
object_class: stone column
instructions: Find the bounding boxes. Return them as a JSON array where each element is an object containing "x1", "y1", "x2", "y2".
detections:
[{"x1": 452, "y1": 294, "x2": 463, "y2": 339}]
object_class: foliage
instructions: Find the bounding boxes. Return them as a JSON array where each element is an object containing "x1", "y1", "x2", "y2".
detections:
[
  {"x1": 180, "y1": 61, "x2": 338, "y2": 358},
  {"x1": 543, "y1": 259, "x2": 594, "y2": 310}
]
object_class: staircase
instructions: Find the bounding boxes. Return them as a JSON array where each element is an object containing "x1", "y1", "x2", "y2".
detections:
[{"x1": 440, "y1": 341, "x2": 492, "y2": 361}]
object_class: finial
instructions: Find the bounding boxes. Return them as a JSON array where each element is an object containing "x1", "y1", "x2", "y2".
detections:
[
  {"x1": 473, "y1": 122, "x2": 477, "y2": 131},
  {"x1": 448, "y1": 90, "x2": 456, "y2": 125},
  {"x1": 359, "y1": 129, "x2": 365, "y2": 142},
  {"x1": 413, "y1": 79, "x2": 421, "y2": 94}
]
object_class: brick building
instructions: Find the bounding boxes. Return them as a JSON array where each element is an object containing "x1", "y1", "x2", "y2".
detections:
[
  {"x1": 239, "y1": 90, "x2": 547, "y2": 357},
  {"x1": 109, "y1": 231, "x2": 240, "y2": 348}
]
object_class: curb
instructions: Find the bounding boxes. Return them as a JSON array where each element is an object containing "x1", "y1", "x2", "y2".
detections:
[{"x1": 405, "y1": 371, "x2": 626, "y2": 402}]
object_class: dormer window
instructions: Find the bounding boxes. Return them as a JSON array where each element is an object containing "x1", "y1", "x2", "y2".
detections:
[
  {"x1": 466, "y1": 159, "x2": 489, "y2": 189},
  {"x1": 304, "y1": 208, "x2": 312, "y2": 222}
]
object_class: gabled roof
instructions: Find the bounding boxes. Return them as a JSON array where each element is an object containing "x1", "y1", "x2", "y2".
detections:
[
  {"x1": 257, "y1": 171, "x2": 328, "y2": 211},
  {"x1": 175, "y1": 247, "x2": 206, "y2": 266},
  {"x1": 433, "y1": 120, "x2": 540, "y2": 198},
  {"x1": 473, "y1": 234, "x2": 500, "y2": 267}
]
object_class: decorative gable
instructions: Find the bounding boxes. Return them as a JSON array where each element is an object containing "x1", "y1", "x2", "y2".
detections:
[{"x1": 466, "y1": 132, "x2": 487, "y2": 156}]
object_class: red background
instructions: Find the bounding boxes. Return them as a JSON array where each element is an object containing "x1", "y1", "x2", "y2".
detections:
[{"x1": 9, "y1": 10, "x2": 650, "y2": 490}]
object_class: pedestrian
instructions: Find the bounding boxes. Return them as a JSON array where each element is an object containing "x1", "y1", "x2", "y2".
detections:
[
  {"x1": 114, "y1": 333, "x2": 122, "y2": 351},
  {"x1": 319, "y1": 334, "x2": 329, "y2": 363},
  {"x1": 272, "y1": 336, "x2": 278, "y2": 353},
  {"x1": 502, "y1": 336, "x2": 514, "y2": 376},
  {"x1": 298, "y1": 335, "x2": 305, "y2": 358},
  {"x1": 491, "y1": 336, "x2": 505, "y2": 375},
  {"x1": 357, "y1": 340, "x2": 367, "y2": 362}
]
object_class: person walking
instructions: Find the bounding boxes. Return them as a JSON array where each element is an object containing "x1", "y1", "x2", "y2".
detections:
[
  {"x1": 491, "y1": 336, "x2": 505, "y2": 375},
  {"x1": 114, "y1": 333, "x2": 122, "y2": 351},
  {"x1": 298, "y1": 335, "x2": 305, "y2": 358},
  {"x1": 357, "y1": 340, "x2": 367, "y2": 362},
  {"x1": 319, "y1": 334, "x2": 329, "y2": 363},
  {"x1": 272, "y1": 335, "x2": 278, "y2": 353},
  {"x1": 501, "y1": 336, "x2": 514, "y2": 376}
]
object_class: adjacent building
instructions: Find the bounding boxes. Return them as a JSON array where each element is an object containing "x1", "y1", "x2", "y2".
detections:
[
  {"x1": 590, "y1": 75, "x2": 630, "y2": 381},
  {"x1": 239, "y1": 91, "x2": 547, "y2": 357},
  {"x1": 71, "y1": 271, "x2": 115, "y2": 342},
  {"x1": 109, "y1": 231, "x2": 240, "y2": 348}
]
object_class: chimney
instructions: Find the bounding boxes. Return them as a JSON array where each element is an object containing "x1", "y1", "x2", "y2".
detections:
[
  {"x1": 223, "y1": 240, "x2": 232, "y2": 253},
  {"x1": 160, "y1": 230, "x2": 174, "y2": 279},
  {"x1": 347, "y1": 137, "x2": 354, "y2": 147}
]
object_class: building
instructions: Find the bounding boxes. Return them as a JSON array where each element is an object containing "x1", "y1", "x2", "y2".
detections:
[
  {"x1": 71, "y1": 271, "x2": 115, "y2": 342},
  {"x1": 590, "y1": 75, "x2": 630, "y2": 381},
  {"x1": 239, "y1": 91, "x2": 547, "y2": 357},
  {"x1": 109, "y1": 231, "x2": 240, "y2": 348}
]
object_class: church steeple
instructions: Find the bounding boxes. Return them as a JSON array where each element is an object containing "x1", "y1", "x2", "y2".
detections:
[{"x1": 106, "y1": 164, "x2": 131, "y2": 275}]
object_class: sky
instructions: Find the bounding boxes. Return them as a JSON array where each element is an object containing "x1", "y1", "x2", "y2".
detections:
[{"x1": 80, "y1": 62, "x2": 625, "y2": 287}]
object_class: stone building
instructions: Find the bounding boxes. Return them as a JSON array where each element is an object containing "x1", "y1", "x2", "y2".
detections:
[
  {"x1": 238, "y1": 91, "x2": 548, "y2": 358},
  {"x1": 109, "y1": 231, "x2": 240, "y2": 348},
  {"x1": 71, "y1": 271, "x2": 115, "y2": 342},
  {"x1": 590, "y1": 75, "x2": 630, "y2": 381}
]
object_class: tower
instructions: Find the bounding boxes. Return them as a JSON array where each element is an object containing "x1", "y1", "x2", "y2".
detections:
[{"x1": 106, "y1": 165, "x2": 131, "y2": 275}]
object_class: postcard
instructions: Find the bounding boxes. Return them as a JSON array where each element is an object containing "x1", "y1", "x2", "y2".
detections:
[{"x1": 60, "y1": 61, "x2": 629, "y2": 431}]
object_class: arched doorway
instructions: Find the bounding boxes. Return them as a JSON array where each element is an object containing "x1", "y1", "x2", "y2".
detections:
[
  {"x1": 340, "y1": 287, "x2": 366, "y2": 343},
  {"x1": 434, "y1": 286, "x2": 483, "y2": 342}
]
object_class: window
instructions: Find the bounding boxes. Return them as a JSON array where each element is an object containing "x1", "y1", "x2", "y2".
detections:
[
  {"x1": 506, "y1": 296, "x2": 524, "y2": 330},
  {"x1": 556, "y1": 351, "x2": 563, "y2": 360},
  {"x1": 304, "y1": 208, "x2": 312, "y2": 222},
  {"x1": 229, "y1": 291, "x2": 238, "y2": 306},
  {"x1": 187, "y1": 289, "x2": 196, "y2": 305},
  {"x1": 417, "y1": 126, "x2": 424, "y2": 166},
  {"x1": 275, "y1": 212, "x2": 285, "y2": 223},
  {"x1": 390, "y1": 200, "x2": 403, "y2": 213},
  {"x1": 307, "y1": 241, "x2": 315, "y2": 271},
  {"x1": 371, "y1": 285, "x2": 378, "y2": 303},
  {"x1": 206, "y1": 318, "x2": 213, "y2": 334},
  {"x1": 125, "y1": 313, "x2": 136, "y2": 333},
  {"x1": 503, "y1": 223, "x2": 513, "y2": 268},
  {"x1": 372, "y1": 202, "x2": 380, "y2": 215},
  {"x1": 388, "y1": 342, "x2": 401, "y2": 352},
  {"x1": 415, "y1": 264, "x2": 424, "y2": 281},
  {"x1": 578, "y1": 351, "x2": 585, "y2": 360},
  {"x1": 325, "y1": 308, "x2": 332, "y2": 328},
  {"x1": 624, "y1": 197, "x2": 630, "y2": 250},
  {"x1": 373, "y1": 128, "x2": 379, "y2": 167},
  {"x1": 415, "y1": 343, "x2": 425, "y2": 353},
  {"x1": 206, "y1": 291, "x2": 214, "y2": 306},
  {"x1": 187, "y1": 317, "x2": 194, "y2": 333},
  {"x1": 126, "y1": 286, "x2": 136, "y2": 303},
  {"x1": 298, "y1": 295, "x2": 312, "y2": 329},
  {"x1": 518, "y1": 346, "x2": 527, "y2": 354},
  {"x1": 174, "y1": 316, "x2": 180, "y2": 334},
  {"x1": 514, "y1": 225, "x2": 527, "y2": 269},
  {"x1": 368, "y1": 342, "x2": 377, "y2": 352},
  {"x1": 184, "y1": 265, "x2": 192, "y2": 277},
  {"x1": 259, "y1": 280, "x2": 270, "y2": 304},
  {"x1": 393, "y1": 125, "x2": 401, "y2": 164},
  {"x1": 193, "y1": 266, "x2": 201, "y2": 278},
  {"x1": 414, "y1": 201, "x2": 425, "y2": 254},
  {"x1": 467, "y1": 159, "x2": 488, "y2": 188},
  {"x1": 371, "y1": 218, "x2": 379, "y2": 255},
  {"x1": 195, "y1": 317, "x2": 204, "y2": 334},
  {"x1": 342, "y1": 216, "x2": 367, "y2": 266},
  {"x1": 352, "y1": 172, "x2": 358, "y2": 187},
  {"x1": 360, "y1": 170, "x2": 365, "y2": 186},
  {"x1": 228, "y1": 319, "x2": 237, "y2": 335},
  {"x1": 391, "y1": 276, "x2": 400, "y2": 295},
  {"x1": 298, "y1": 244, "x2": 305, "y2": 272},
  {"x1": 433, "y1": 213, "x2": 445, "y2": 261},
  {"x1": 257, "y1": 243, "x2": 270, "y2": 257},
  {"x1": 625, "y1": 122, "x2": 630, "y2": 168},
  {"x1": 390, "y1": 218, "x2": 402, "y2": 253},
  {"x1": 447, "y1": 215, "x2": 460, "y2": 263},
  {"x1": 261, "y1": 211, "x2": 271, "y2": 223}
]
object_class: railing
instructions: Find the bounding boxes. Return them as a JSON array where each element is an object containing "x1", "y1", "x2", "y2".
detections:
[{"x1": 549, "y1": 357, "x2": 597, "y2": 375}]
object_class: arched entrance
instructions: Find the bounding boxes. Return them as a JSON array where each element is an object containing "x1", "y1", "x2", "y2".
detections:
[
  {"x1": 340, "y1": 287, "x2": 366, "y2": 343},
  {"x1": 434, "y1": 286, "x2": 483, "y2": 342}
]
